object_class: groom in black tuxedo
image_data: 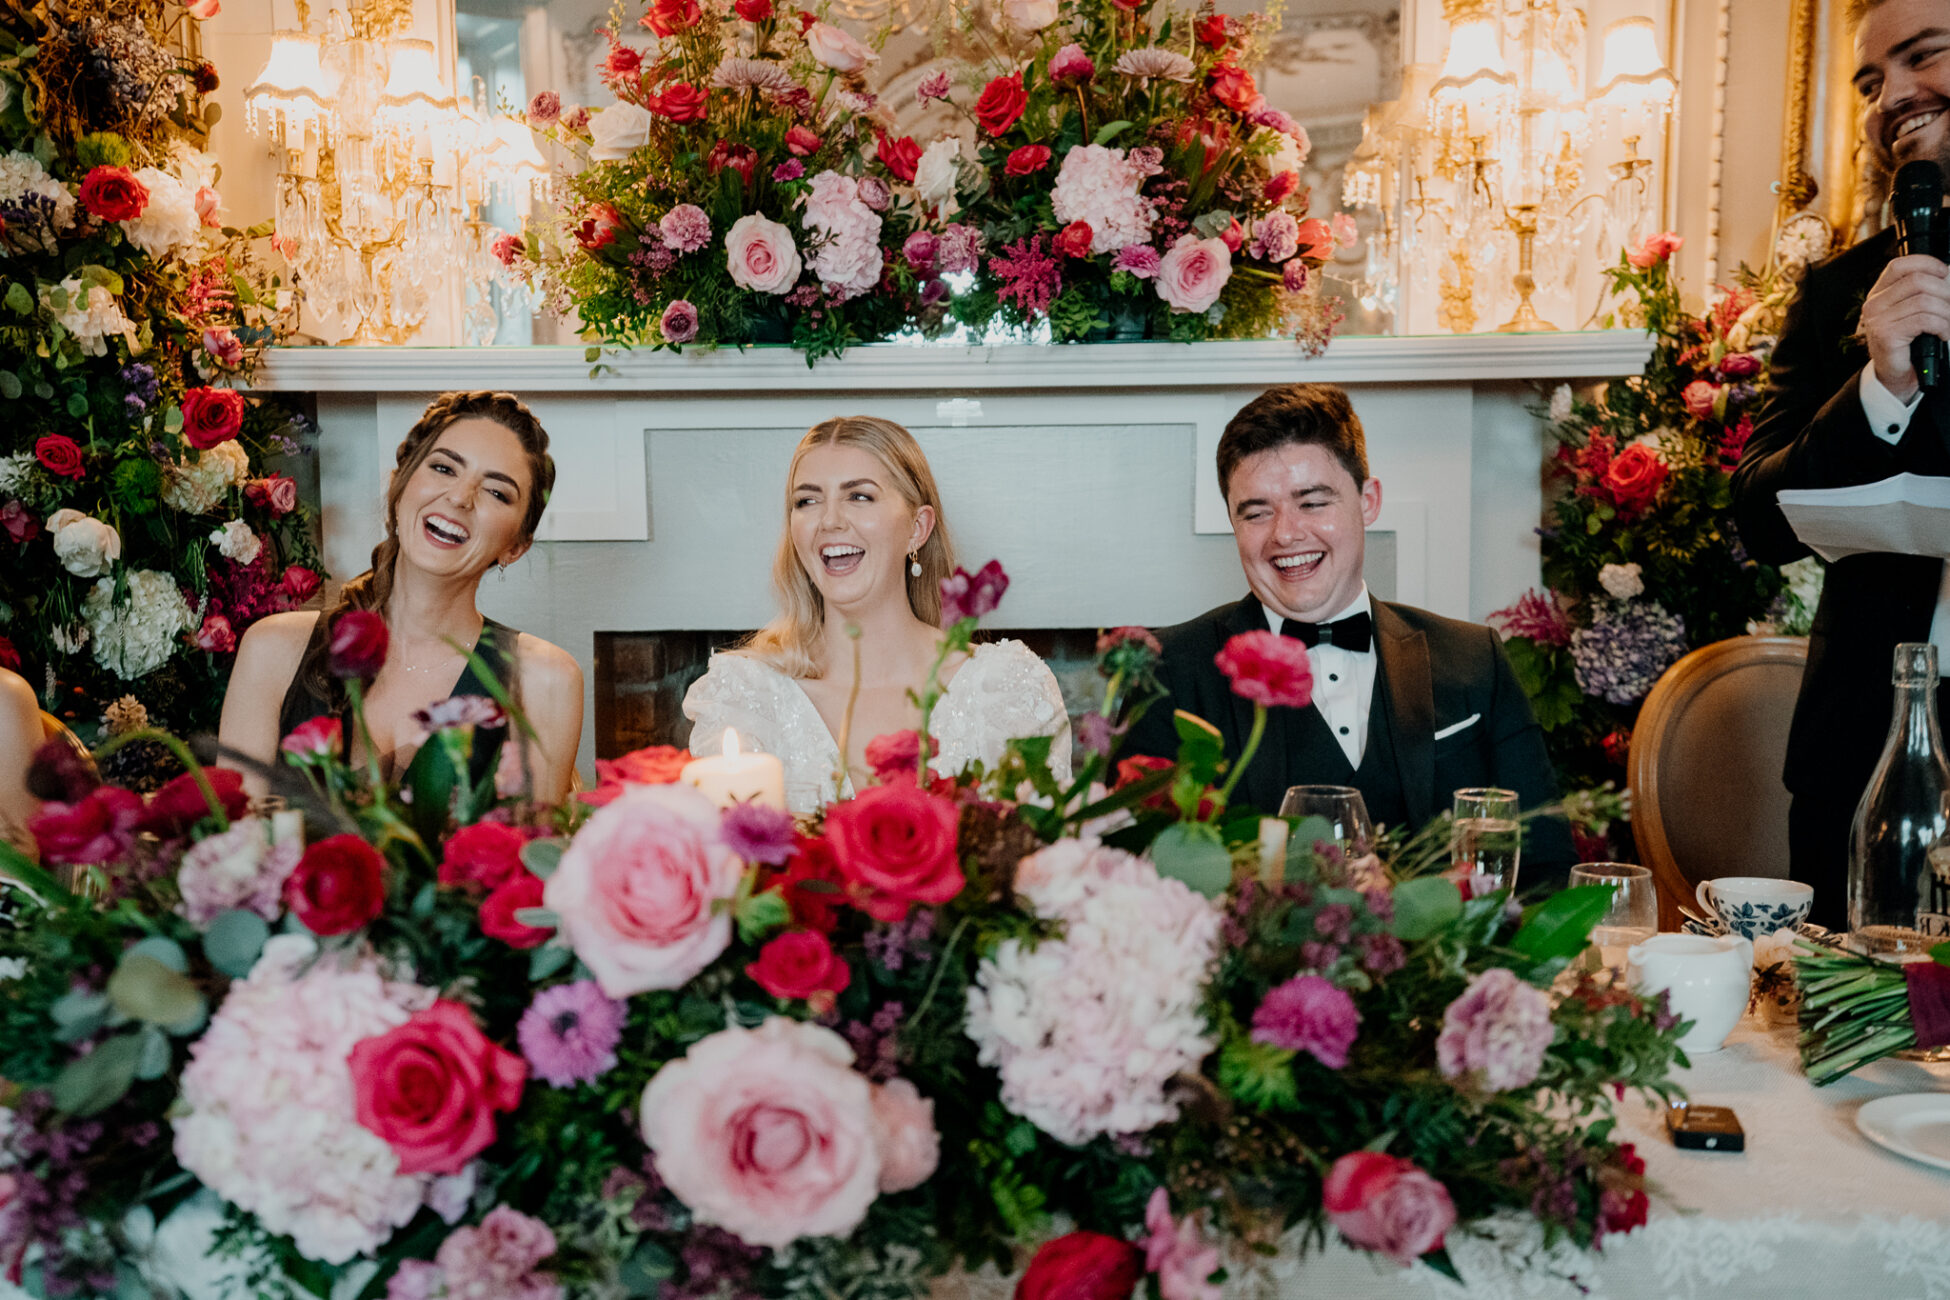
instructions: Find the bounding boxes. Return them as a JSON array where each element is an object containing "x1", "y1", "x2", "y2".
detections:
[
  {"x1": 1124, "y1": 383, "x2": 1574, "y2": 888},
  {"x1": 1731, "y1": 0, "x2": 1950, "y2": 927}
]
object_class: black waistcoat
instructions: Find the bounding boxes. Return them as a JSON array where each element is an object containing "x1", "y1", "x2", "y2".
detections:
[{"x1": 1282, "y1": 666, "x2": 1407, "y2": 831}]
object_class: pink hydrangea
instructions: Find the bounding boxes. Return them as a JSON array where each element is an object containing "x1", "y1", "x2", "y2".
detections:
[
  {"x1": 659, "y1": 203, "x2": 712, "y2": 253},
  {"x1": 1251, "y1": 974, "x2": 1360, "y2": 1069},
  {"x1": 801, "y1": 170, "x2": 884, "y2": 298},
  {"x1": 1142, "y1": 1189, "x2": 1221, "y2": 1300},
  {"x1": 1050, "y1": 145, "x2": 1154, "y2": 254},
  {"x1": 177, "y1": 818, "x2": 302, "y2": 924},
  {"x1": 1435, "y1": 967, "x2": 1556, "y2": 1091}
]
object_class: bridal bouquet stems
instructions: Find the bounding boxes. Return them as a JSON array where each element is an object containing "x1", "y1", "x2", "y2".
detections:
[
  {"x1": 1796, "y1": 941, "x2": 1950, "y2": 1086},
  {"x1": 0, "y1": 565, "x2": 1685, "y2": 1297}
]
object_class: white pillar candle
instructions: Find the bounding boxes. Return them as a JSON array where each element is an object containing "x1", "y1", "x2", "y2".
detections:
[
  {"x1": 680, "y1": 729, "x2": 786, "y2": 811},
  {"x1": 1257, "y1": 817, "x2": 1289, "y2": 884}
]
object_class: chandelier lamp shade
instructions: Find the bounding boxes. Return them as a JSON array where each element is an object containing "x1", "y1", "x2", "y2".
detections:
[
  {"x1": 242, "y1": 31, "x2": 338, "y2": 142},
  {"x1": 1594, "y1": 17, "x2": 1678, "y2": 117}
]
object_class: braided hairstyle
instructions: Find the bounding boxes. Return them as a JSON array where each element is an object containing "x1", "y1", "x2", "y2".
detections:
[{"x1": 295, "y1": 391, "x2": 556, "y2": 705}]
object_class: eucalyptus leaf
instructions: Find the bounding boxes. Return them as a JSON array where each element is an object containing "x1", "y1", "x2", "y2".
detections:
[
  {"x1": 3, "y1": 282, "x2": 30, "y2": 315},
  {"x1": 0, "y1": 371, "x2": 19, "y2": 400},
  {"x1": 106, "y1": 952, "x2": 205, "y2": 1027},
  {"x1": 512, "y1": 906, "x2": 558, "y2": 930},
  {"x1": 203, "y1": 908, "x2": 270, "y2": 979},
  {"x1": 49, "y1": 989, "x2": 109, "y2": 1043},
  {"x1": 1147, "y1": 822, "x2": 1234, "y2": 898},
  {"x1": 528, "y1": 944, "x2": 572, "y2": 982},
  {"x1": 619, "y1": 1240, "x2": 676, "y2": 1297},
  {"x1": 133, "y1": 1024, "x2": 171, "y2": 1080},
  {"x1": 51, "y1": 1032, "x2": 141, "y2": 1115},
  {"x1": 63, "y1": 392, "x2": 86, "y2": 419},
  {"x1": 125, "y1": 935, "x2": 189, "y2": 973},
  {"x1": 1390, "y1": 876, "x2": 1463, "y2": 942},
  {"x1": 521, "y1": 837, "x2": 566, "y2": 881}
]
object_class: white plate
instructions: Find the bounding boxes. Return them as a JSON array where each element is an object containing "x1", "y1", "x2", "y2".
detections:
[{"x1": 1856, "y1": 1094, "x2": 1950, "y2": 1171}]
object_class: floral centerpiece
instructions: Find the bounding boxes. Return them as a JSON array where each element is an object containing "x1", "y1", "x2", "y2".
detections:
[
  {"x1": 0, "y1": 0, "x2": 318, "y2": 749},
  {"x1": 0, "y1": 564, "x2": 1684, "y2": 1297},
  {"x1": 925, "y1": 0, "x2": 1347, "y2": 346},
  {"x1": 1487, "y1": 232, "x2": 1820, "y2": 845}
]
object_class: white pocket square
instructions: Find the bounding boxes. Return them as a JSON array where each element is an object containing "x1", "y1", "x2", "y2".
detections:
[{"x1": 1432, "y1": 713, "x2": 1481, "y2": 741}]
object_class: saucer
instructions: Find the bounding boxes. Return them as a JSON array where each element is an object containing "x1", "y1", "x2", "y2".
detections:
[{"x1": 1857, "y1": 1094, "x2": 1950, "y2": 1172}]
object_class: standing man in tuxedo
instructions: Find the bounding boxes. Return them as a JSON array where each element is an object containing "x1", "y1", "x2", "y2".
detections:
[
  {"x1": 1124, "y1": 383, "x2": 1574, "y2": 888},
  {"x1": 1732, "y1": 0, "x2": 1950, "y2": 928}
]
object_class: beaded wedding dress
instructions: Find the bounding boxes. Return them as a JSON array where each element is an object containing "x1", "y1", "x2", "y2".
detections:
[{"x1": 683, "y1": 640, "x2": 1072, "y2": 814}]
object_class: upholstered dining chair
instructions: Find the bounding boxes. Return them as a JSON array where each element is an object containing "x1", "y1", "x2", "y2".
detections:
[{"x1": 1627, "y1": 635, "x2": 1808, "y2": 932}]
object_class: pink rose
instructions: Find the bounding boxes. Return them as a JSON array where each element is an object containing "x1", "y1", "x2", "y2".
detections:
[
  {"x1": 804, "y1": 22, "x2": 875, "y2": 72},
  {"x1": 1155, "y1": 233, "x2": 1232, "y2": 313},
  {"x1": 543, "y1": 783, "x2": 745, "y2": 997},
  {"x1": 640, "y1": 1018, "x2": 880, "y2": 1247},
  {"x1": 196, "y1": 614, "x2": 236, "y2": 653},
  {"x1": 1322, "y1": 1152, "x2": 1456, "y2": 1266},
  {"x1": 526, "y1": 90, "x2": 561, "y2": 126},
  {"x1": 869, "y1": 1077, "x2": 939, "y2": 1193},
  {"x1": 1628, "y1": 231, "x2": 1683, "y2": 268},
  {"x1": 725, "y1": 213, "x2": 802, "y2": 295},
  {"x1": 349, "y1": 1000, "x2": 527, "y2": 1176},
  {"x1": 187, "y1": 0, "x2": 220, "y2": 18},
  {"x1": 1681, "y1": 379, "x2": 1721, "y2": 420},
  {"x1": 247, "y1": 473, "x2": 299, "y2": 516}
]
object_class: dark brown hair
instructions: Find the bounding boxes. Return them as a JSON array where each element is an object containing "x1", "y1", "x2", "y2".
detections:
[
  {"x1": 1216, "y1": 383, "x2": 1370, "y2": 502},
  {"x1": 295, "y1": 391, "x2": 556, "y2": 702}
]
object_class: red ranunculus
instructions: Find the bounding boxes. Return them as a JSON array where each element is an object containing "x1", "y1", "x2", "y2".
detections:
[
  {"x1": 746, "y1": 929, "x2": 852, "y2": 1004},
  {"x1": 34, "y1": 435, "x2": 84, "y2": 480},
  {"x1": 479, "y1": 872, "x2": 551, "y2": 948},
  {"x1": 1006, "y1": 144, "x2": 1052, "y2": 176},
  {"x1": 974, "y1": 72, "x2": 1027, "y2": 136},
  {"x1": 139, "y1": 766, "x2": 248, "y2": 837},
  {"x1": 179, "y1": 387, "x2": 246, "y2": 450},
  {"x1": 279, "y1": 564, "x2": 321, "y2": 605},
  {"x1": 1196, "y1": 14, "x2": 1228, "y2": 48},
  {"x1": 79, "y1": 166, "x2": 149, "y2": 222},
  {"x1": 1053, "y1": 221, "x2": 1094, "y2": 259},
  {"x1": 1014, "y1": 1231, "x2": 1144, "y2": 1300},
  {"x1": 735, "y1": 0, "x2": 773, "y2": 19},
  {"x1": 440, "y1": 820, "x2": 529, "y2": 891},
  {"x1": 1207, "y1": 63, "x2": 1260, "y2": 114},
  {"x1": 653, "y1": 82, "x2": 710, "y2": 124},
  {"x1": 348, "y1": 999, "x2": 526, "y2": 1175},
  {"x1": 785, "y1": 124, "x2": 821, "y2": 157},
  {"x1": 1601, "y1": 444, "x2": 1669, "y2": 513},
  {"x1": 580, "y1": 744, "x2": 693, "y2": 806},
  {"x1": 285, "y1": 833, "x2": 387, "y2": 935},
  {"x1": 824, "y1": 781, "x2": 963, "y2": 922},
  {"x1": 877, "y1": 132, "x2": 921, "y2": 182},
  {"x1": 29, "y1": 786, "x2": 143, "y2": 866},
  {"x1": 641, "y1": 0, "x2": 702, "y2": 36},
  {"x1": 863, "y1": 730, "x2": 935, "y2": 782},
  {"x1": 1264, "y1": 170, "x2": 1299, "y2": 207},
  {"x1": 327, "y1": 609, "x2": 389, "y2": 680},
  {"x1": 1215, "y1": 630, "x2": 1314, "y2": 709}
]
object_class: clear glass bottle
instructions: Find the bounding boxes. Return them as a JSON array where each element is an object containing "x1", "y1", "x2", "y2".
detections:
[{"x1": 1848, "y1": 643, "x2": 1950, "y2": 955}]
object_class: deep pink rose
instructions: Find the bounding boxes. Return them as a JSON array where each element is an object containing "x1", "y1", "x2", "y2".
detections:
[
  {"x1": 196, "y1": 614, "x2": 236, "y2": 653},
  {"x1": 139, "y1": 767, "x2": 248, "y2": 837},
  {"x1": 939, "y1": 558, "x2": 1009, "y2": 624},
  {"x1": 877, "y1": 133, "x2": 921, "y2": 183},
  {"x1": 1016, "y1": 1233, "x2": 1144, "y2": 1300},
  {"x1": 202, "y1": 327, "x2": 243, "y2": 369},
  {"x1": 349, "y1": 1000, "x2": 527, "y2": 1176},
  {"x1": 280, "y1": 564, "x2": 321, "y2": 604},
  {"x1": 1719, "y1": 351, "x2": 1762, "y2": 380},
  {"x1": 1156, "y1": 233, "x2": 1233, "y2": 313},
  {"x1": 29, "y1": 786, "x2": 143, "y2": 866},
  {"x1": 863, "y1": 729, "x2": 935, "y2": 781},
  {"x1": 745, "y1": 929, "x2": 851, "y2": 1004},
  {"x1": 1628, "y1": 231, "x2": 1683, "y2": 268},
  {"x1": 639, "y1": 1018, "x2": 880, "y2": 1247},
  {"x1": 1322, "y1": 1151, "x2": 1456, "y2": 1265},
  {"x1": 480, "y1": 873, "x2": 551, "y2": 948},
  {"x1": 285, "y1": 833, "x2": 386, "y2": 935},
  {"x1": 440, "y1": 821, "x2": 528, "y2": 891},
  {"x1": 902, "y1": 231, "x2": 939, "y2": 273},
  {"x1": 1049, "y1": 43, "x2": 1095, "y2": 84},
  {"x1": 1214, "y1": 630, "x2": 1314, "y2": 708},
  {"x1": 328, "y1": 609, "x2": 388, "y2": 679},
  {"x1": 1681, "y1": 380, "x2": 1721, "y2": 420},
  {"x1": 194, "y1": 186, "x2": 222, "y2": 227},
  {"x1": 1006, "y1": 144, "x2": 1052, "y2": 176},
  {"x1": 824, "y1": 781, "x2": 963, "y2": 922},
  {"x1": 246, "y1": 474, "x2": 299, "y2": 516},
  {"x1": 544, "y1": 783, "x2": 744, "y2": 997}
]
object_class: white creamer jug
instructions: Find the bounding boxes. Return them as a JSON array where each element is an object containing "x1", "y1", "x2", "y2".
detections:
[{"x1": 1626, "y1": 933, "x2": 1753, "y2": 1054}]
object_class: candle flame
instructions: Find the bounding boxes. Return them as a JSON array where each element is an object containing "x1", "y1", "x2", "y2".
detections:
[{"x1": 723, "y1": 728, "x2": 741, "y2": 759}]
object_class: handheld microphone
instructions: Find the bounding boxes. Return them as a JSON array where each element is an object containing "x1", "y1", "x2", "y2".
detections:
[{"x1": 1893, "y1": 159, "x2": 1946, "y2": 392}]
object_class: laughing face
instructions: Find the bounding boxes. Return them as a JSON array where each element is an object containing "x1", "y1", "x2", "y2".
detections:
[
  {"x1": 1225, "y1": 442, "x2": 1381, "y2": 624},
  {"x1": 394, "y1": 418, "x2": 537, "y2": 579},
  {"x1": 789, "y1": 443, "x2": 933, "y2": 615},
  {"x1": 1855, "y1": 0, "x2": 1950, "y2": 175}
]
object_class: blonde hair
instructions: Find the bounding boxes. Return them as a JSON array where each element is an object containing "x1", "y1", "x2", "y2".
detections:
[{"x1": 739, "y1": 416, "x2": 956, "y2": 678}]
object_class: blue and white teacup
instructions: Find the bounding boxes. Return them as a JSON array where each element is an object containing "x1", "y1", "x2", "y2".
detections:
[{"x1": 1695, "y1": 877, "x2": 1814, "y2": 940}]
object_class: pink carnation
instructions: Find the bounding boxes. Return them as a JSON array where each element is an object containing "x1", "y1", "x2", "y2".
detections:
[
  {"x1": 434, "y1": 1206, "x2": 561, "y2": 1300},
  {"x1": 1435, "y1": 967, "x2": 1556, "y2": 1091},
  {"x1": 1250, "y1": 973, "x2": 1359, "y2": 1069},
  {"x1": 1251, "y1": 211, "x2": 1300, "y2": 263},
  {"x1": 1156, "y1": 233, "x2": 1232, "y2": 313},
  {"x1": 916, "y1": 69, "x2": 952, "y2": 103},
  {"x1": 659, "y1": 203, "x2": 712, "y2": 253},
  {"x1": 935, "y1": 223, "x2": 984, "y2": 275},
  {"x1": 1113, "y1": 245, "x2": 1160, "y2": 279}
]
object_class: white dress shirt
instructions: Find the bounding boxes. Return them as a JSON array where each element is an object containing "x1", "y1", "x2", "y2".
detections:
[
  {"x1": 1264, "y1": 584, "x2": 1378, "y2": 767},
  {"x1": 1858, "y1": 363, "x2": 1950, "y2": 669}
]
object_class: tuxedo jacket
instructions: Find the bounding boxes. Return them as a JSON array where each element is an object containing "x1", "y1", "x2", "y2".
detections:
[
  {"x1": 1123, "y1": 594, "x2": 1575, "y2": 887},
  {"x1": 1731, "y1": 227, "x2": 1950, "y2": 797}
]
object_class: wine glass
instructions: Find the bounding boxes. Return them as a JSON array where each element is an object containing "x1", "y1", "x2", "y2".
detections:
[
  {"x1": 1571, "y1": 862, "x2": 1658, "y2": 979},
  {"x1": 1450, "y1": 787, "x2": 1521, "y2": 896},
  {"x1": 1279, "y1": 785, "x2": 1378, "y2": 885}
]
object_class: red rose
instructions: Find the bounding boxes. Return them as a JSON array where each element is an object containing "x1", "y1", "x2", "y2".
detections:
[
  {"x1": 29, "y1": 786, "x2": 143, "y2": 866},
  {"x1": 179, "y1": 387, "x2": 246, "y2": 450},
  {"x1": 327, "y1": 609, "x2": 389, "y2": 680},
  {"x1": 79, "y1": 166, "x2": 149, "y2": 223},
  {"x1": 824, "y1": 781, "x2": 963, "y2": 921},
  {"x1": 1195, "y1": 14, "x2": 1228, "y2": 48},
  {"x1": 195, "y1": 614, "x2": 236, "y2": 653},
  {"x1": 653, "y1": 82, "x2": 710, "y2": 124},
  {"x1": 1627, "y1": 231, "x2": 1683, "y2": 268},
  {"x1": 479, "y1": 872, "x2": 550, "y2": 948},
  {"x1": 0, "y1": 634, "x2": 17, "y2": 670},
  {"x1": 1601, "y1": 444, "x2": 1669, "y2": 513},
  {"x1": 1207, "y1": 63, "x2": 1260, "y2": 114},
  {"x1": 974, "y1": 72, "x2": 1027, "y2": 137},
  {"x1": 877, "y1": 133, "x2": 921, "y2": 183},
  {"x1": 348, "y1": 999, "x2": 526, "y2": 1175},
  {"x1": 1006, "y1": 144, "x2": 1052, "y2": 176},
  {"x1": 1215, "y1": 630, "x2": 1314, "y2": 709},
  {"x1": 863, "y1": 730, "x2": 936, "y2": 782},
  {"x1": 746, "y1": 929, "x2": 852, "y2": 1004},
  {"x1": 440, "y1": 820, "x2": 528, "y2": 890},
  {"x1": 139, "y1": 766, "x2": 248, "y2": 837},
  {"x1": 735, "y1": 0, "x2": 773, "y2": 19},
  {"x1": 285, "y1": 833, "x2": 388, "y2": 935},
  {"x1": 34, "y1": 435, "x2": 85, "y2": 480},
  {"x1": 641, "y1": 0, "x2": 702, "y2": 37},
  {"x1": 1014, "y1": 1231, "x2": 1144, "y2": 1300},
  {"x1": 1054, "y1": 221, "x2": 1094, "y2": 259},
  {"x1": 1264, "y1": 170, "x2": 1299, "y2": 207},
  {"x1": 785, "y1": 125, "x2": 821, "y2": 157},
  {"x1": 766, "y1": 832, "x2": 847, "y2": 931},
  {"x1": 581, "y1": 744, "x2": 693, "y2": 806},
  {"x1": 1601, "y1": 728, "x2": 1632, "y2": 767},
  {"x1": 279, "y1": 564, "x2": 321, "y2": 605},
  {"x1": 1596, "y1": 1142, "x2": 1649, "y2": 1239}
]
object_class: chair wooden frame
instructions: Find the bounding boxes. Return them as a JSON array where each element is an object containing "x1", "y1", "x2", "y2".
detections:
[{"x1": 1628, "y1": 635, "x2": 1808, "y2": 932}]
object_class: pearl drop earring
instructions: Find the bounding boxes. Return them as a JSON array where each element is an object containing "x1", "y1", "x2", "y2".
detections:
[{"x1": 908, "y1": 552, "x2": 922, "y2": 577}]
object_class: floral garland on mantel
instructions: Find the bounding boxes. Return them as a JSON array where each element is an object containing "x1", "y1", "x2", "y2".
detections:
[
  {"x1": 513, "y1": 0, "x2": 1346, "y2": 363},
  {"x1": 0, "y1": 0, "x2": 318, "y2": 756}
]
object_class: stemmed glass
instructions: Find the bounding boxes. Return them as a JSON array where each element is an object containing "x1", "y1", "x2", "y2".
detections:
[
  {"x1": 1279, "y1": 785, "x2": 1379, "y2": 885},
  {"x1": 1571, "y1": 862, "x2": 1658, "y2": 979},
  {"x1": 1450, "y1": 787, "x2": 1522, "y2": 896}
]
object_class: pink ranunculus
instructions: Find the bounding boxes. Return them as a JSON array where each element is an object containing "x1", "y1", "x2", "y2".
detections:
[
  {"x1": 1155, "y1": 233, "x2": 1232, "y2": 313},
  {"x1": 1322, "y1": 1151, "x2": 1456, "y2": 1266},
  {"x1": 804, "y1": 22, "x2": 875, "y2": 72},
  {"x1": 1628, "y1": 231, "x2": 1683, "y2": 268},
  {"x1": 660, "y1": 298, "x2": 700, "y2": 344},
  {"x1": 544, "y1": 783, "x2": 745, "y2": 998},
  {"x1": 725, "y1": 213, "x2": 803, "y2": 295},
  {"x1": 1434, "y1": 967, "x2": 1555, "y2": 1091},
  {"x1": 640, "y1": 1017, "x2": 880, "y2": 1247},
  {"x1": 1050, "y1": 43, "x2": 1095, "y2": 84},
  {"x1": 1214, "y1": 630, "x2": 1313, "y2": 709},
  {"x1": 869, "y1": 1077, "x2": 939, "y2": 1193}
]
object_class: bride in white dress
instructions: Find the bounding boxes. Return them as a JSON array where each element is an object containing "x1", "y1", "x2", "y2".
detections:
[{"x1": 684, "y1": 415, "x2": 1071, "y2": 814}]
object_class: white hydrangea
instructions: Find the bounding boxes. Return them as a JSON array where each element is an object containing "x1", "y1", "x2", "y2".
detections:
[
  {"x1": 965, "y1": 840, "x2": 1221, "y2": 1146},
  {"x1": 41, "y1": 277, "x2": 136, "y2": 357},
  {"x1": 174, "y1": 937, "x2": 437, "y2": 1263},
  {"x1": 161, "y1": 440, "x2": 250, "y2": 514},
  {"x1": 1598, "y1": 562, "x2": 1644, "y2": 600},
  {"x1": 82, "y1": 568, "x2": 193, "y2": 679},
  {"x1": 0, "y1": 150, "x2": 76, "y2": 249},
  {"x1": 209, "y1": 518, "x2": 261, "y2": 566},
  {"x1": 121, "y1": 167, "x2": 204, "y2": 261},
  {"x1": 1051, "y1": 145, "x2": 1155, "y2": 254}
]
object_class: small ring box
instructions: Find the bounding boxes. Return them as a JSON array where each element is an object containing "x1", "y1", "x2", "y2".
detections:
[{"x1": 1667, "y1": 1103, "x2": 1745, "y2": 1151}]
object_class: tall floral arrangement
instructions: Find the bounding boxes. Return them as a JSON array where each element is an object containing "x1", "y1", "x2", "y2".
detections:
[
  {"x1": 927, "y1": 0, "x2": 1346, "y2": 345},
  {"x1": 1488, "y1": 233, "x2": 1820, "y2": 834},
  {"x1": 0, "y1": 0, "x2": 318, "y2": 748}
]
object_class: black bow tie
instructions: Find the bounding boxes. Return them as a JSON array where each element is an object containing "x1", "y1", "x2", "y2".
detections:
[{"x1": 1280, "y1": 611, "x2": 1373, "y2": 653}]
